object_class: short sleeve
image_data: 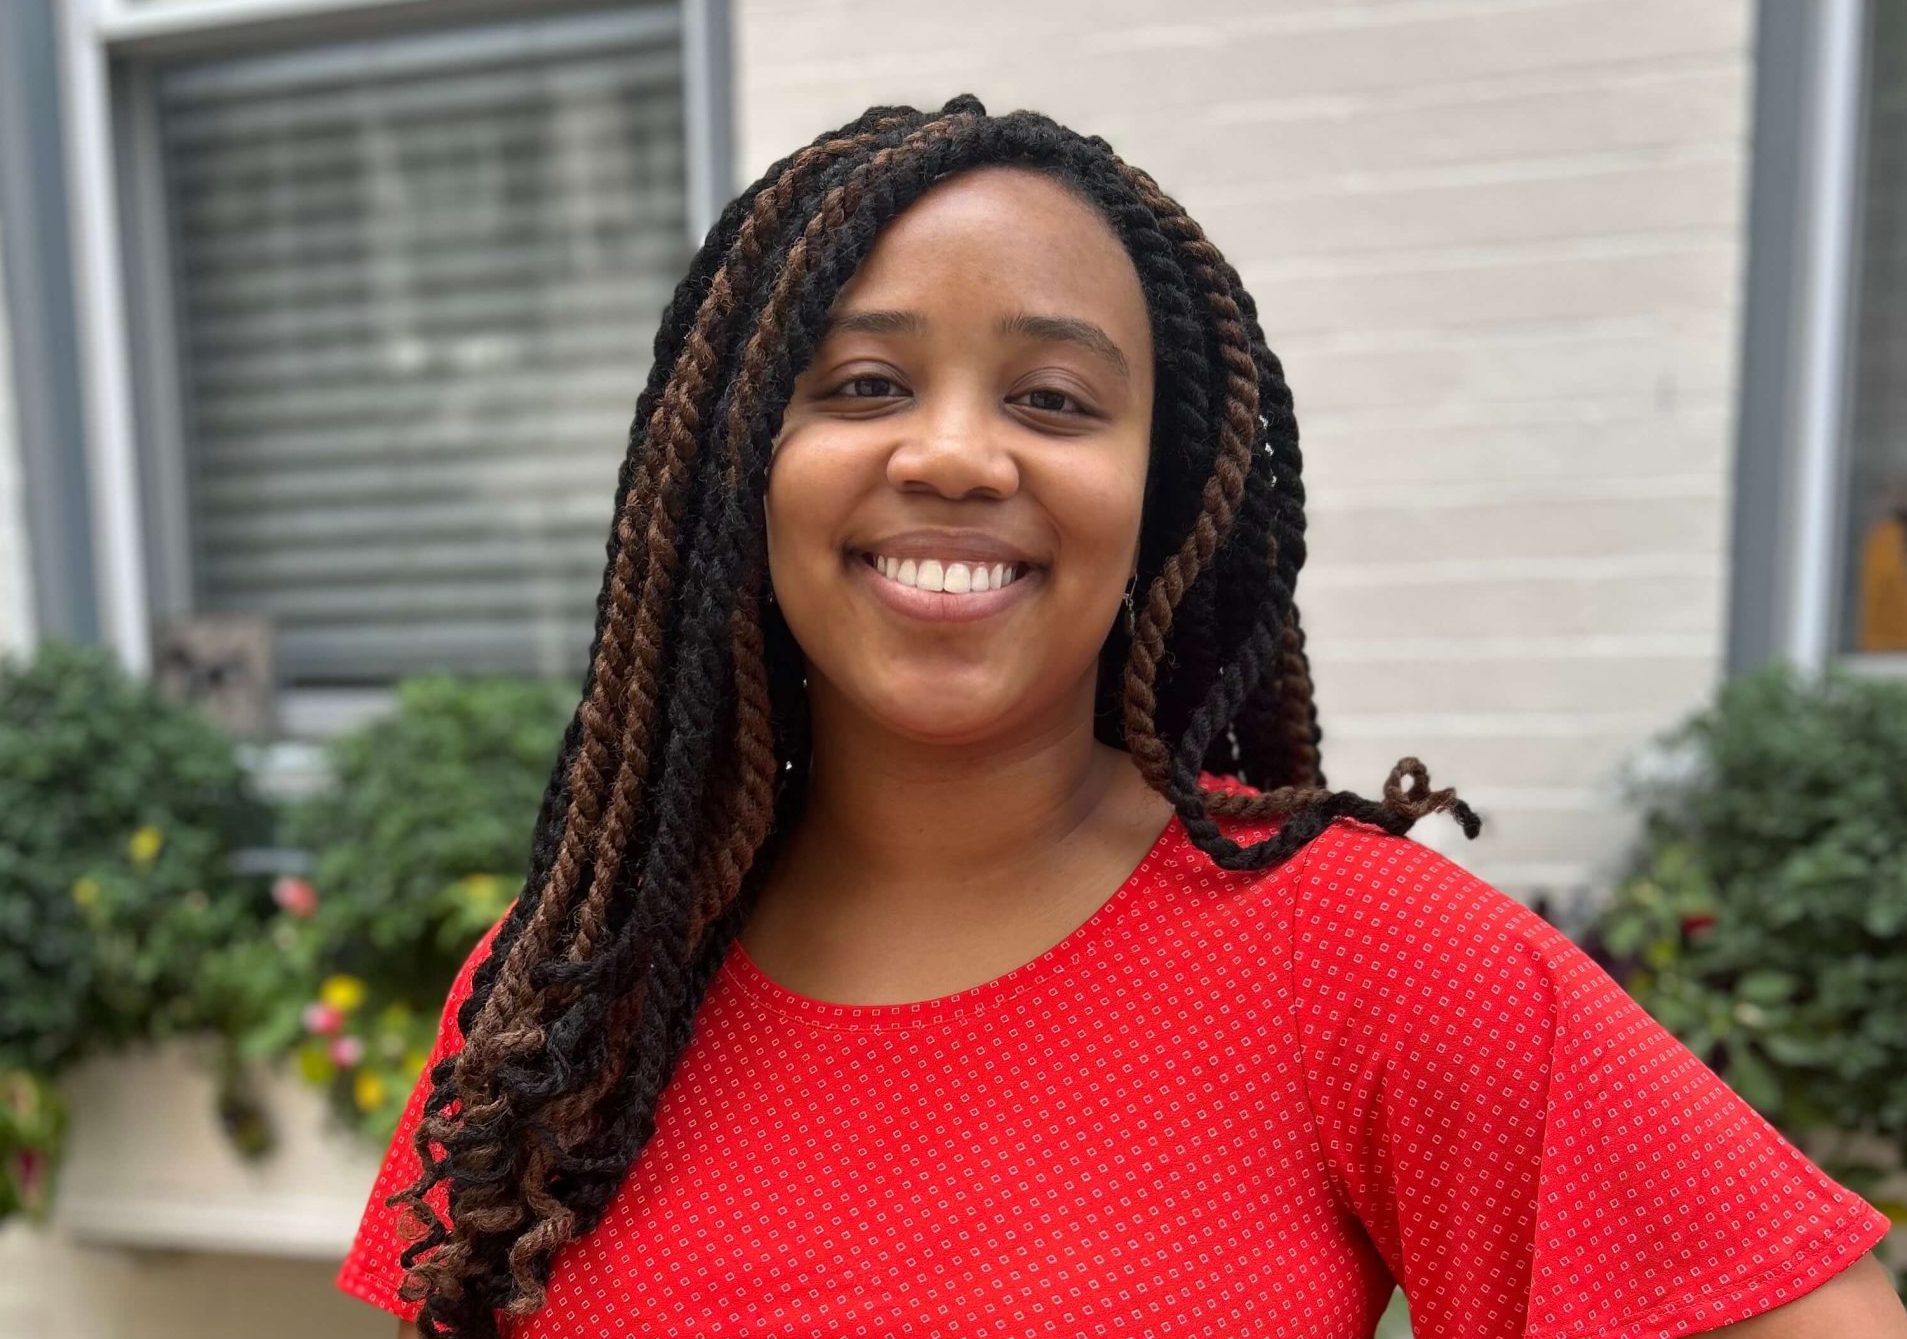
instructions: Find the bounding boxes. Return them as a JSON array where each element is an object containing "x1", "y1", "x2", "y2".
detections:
[
  {"x1": 1289, "y1": 817, "x2": 1894, "y2": 1339},
  {"x1": 333, "y1": 909, "x2": 511, "y2": 1321}
]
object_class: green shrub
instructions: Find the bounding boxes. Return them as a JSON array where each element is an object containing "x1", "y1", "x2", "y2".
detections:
[
  {"x1": 0, "y1": 640, "x2": 276, "y2": 1073},
  {"x1": 0, "y1": 649, "x2": 573, "y2": 1218},
  {"x1": 260, "y1": 673, "x2": 571, "y2": 1140},
  {"x1": 1589, "y1": 661, "x2": 1907, "y2": 1235}
]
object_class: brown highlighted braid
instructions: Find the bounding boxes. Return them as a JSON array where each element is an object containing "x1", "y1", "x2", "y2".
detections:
[{"x1": 384, "y1": 94, "x2": 1483, "y2": 1338}]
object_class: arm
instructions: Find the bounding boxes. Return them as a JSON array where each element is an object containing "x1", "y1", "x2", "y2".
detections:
[
  {"x1": 1288, "y1": 818, "x2": 1898, "y2": 1337},
  {"x1": 1712, "y1": 1251, "x2": 1907, "y2": 1336}
]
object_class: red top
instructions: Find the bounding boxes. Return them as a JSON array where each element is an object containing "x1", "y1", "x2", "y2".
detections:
[{"x1": 336, "y1": 773, "x2": 1893, "y2": 1336}]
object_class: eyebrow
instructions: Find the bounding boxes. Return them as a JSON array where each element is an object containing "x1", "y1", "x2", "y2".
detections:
[{"x1": 819, "y1": 308, "x2": 1132, "y2": 384}]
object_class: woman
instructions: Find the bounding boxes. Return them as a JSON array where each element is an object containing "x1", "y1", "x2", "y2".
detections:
[{"x1": 336, "y1": 96, "x2": 1902, "y2": 1338}]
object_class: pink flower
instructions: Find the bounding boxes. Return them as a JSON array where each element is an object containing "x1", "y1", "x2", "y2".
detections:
[
  {"x1": 9, "y1": 1148, "x2": 40, "y2": 1204},
  {"x1": 272, "y1": 876, "x2": 318, "y2": 918},
  {"x1": 328, "y1": 1034, "x2": 365, "y2": 1067},
  {"x1": 302, "y1": 1002, "x2": 344, "y2": 1035},
  {"x1": 1681, "y1": 912, "x2": 1718, "y2": 936}
]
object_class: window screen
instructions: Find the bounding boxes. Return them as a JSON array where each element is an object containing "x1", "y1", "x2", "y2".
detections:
[{"x1": 156, "y1": 5, "x2": 689, "y2": 686}]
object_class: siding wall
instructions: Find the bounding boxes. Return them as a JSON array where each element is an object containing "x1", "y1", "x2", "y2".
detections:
[{"x1": 736, "y1": 0, "x2": 1755, "y2": 909}]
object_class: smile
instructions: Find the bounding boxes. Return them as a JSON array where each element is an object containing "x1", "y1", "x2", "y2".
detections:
[
  {"x1": 865, "y1": 553, "x2": 1030, "y2": 593},
  {"x1": 848, "y1": 549, "x2": 1042, "y2": 624}
]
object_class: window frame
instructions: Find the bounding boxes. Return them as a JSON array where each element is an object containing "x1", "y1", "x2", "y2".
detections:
[
  {"x1": 1732, "y1": 0, "x2": 1907, "y2": 681},
  {"x1": 52, "y1": 0, "x2": 733, "y2": 739}
]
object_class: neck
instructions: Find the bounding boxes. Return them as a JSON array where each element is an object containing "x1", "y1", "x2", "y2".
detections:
[
  {"x1": 793, "y1": 671, "x2": 1128, "y2": 900},
  {"x1": 736, "y1": 671, "x2": 1182, "y2": 1007}
]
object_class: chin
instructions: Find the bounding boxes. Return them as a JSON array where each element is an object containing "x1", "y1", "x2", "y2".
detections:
[{"x1": 858, "y1": 677, "x2": 1026, "y2": 745}]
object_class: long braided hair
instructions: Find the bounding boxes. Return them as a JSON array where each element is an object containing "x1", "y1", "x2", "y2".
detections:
[{"x1": 385, "y1": 93, "x2": 1483, "y2": 1338}]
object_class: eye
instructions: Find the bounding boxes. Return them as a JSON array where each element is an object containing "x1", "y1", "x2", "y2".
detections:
[
  {"x1": 824, "y1": 374, "x2": 905, "y2": 400},
  {"x1": 1012, "y1": 385, "x2": 1090, "y2": 416}
]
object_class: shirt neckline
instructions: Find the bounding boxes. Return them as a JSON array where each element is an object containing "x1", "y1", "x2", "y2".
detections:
[{"x1": 718, "y1": 807, "x2": 1185, "y2": 1031}]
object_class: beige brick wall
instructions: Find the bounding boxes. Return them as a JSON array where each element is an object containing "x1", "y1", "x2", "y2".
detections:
[{"x1": 736, "y1": 0, "x2": 1754, "y2": 905}]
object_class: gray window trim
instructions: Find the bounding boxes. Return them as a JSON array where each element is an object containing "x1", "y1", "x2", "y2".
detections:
[
  {"x1": 1730, "y1": 0, "x2": 1896, "y2": 678},
  {"x1": 0, "y1": 0, "x2": 100, "y2": 649},
  {"x1": 682, "y1": 0, "x2": 734, "y2": 248}
]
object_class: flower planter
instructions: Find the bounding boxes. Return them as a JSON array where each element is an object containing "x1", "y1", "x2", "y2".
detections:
[{"x1": 46, "y1": 1037, "x2": 383, "y2": 1259}]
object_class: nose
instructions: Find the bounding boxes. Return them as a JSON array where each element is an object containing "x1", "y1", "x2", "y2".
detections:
[{"x1": 884, "y1": 383, "x2": 1020, "y2": 500}]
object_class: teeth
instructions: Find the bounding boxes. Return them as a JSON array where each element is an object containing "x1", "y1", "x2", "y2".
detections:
[{"x1": 866, "y1": 553, "x2": 1028, "y2": 594}]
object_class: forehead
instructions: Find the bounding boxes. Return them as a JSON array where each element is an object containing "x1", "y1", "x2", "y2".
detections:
[{"x1": 827, "y1": 165, "x2": 1151, "y2": 358}]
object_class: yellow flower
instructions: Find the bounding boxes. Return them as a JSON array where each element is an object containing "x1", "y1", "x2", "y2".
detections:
[
  {"x1": 70, "y1": 877, "x2": 102, "y2": 909},
  {"x1": 128, "y1": 825, "x2": 164, "y2": 867},
  {"x1": 295, "y1": 1042, "x2": 334, "y2": 1085},
  {"x1": 319, "y1": 974, "x2": 367, "y2": 1013},
  {"x1": 403, "y1": 1049, "x2": 429, "y2": 1080},
  {"x1": 353, "y1": 1070, "x2": 388, "y2": 1112},
  {"x1": 459, "y1": 873, "x2": 503, "y2": 908}
]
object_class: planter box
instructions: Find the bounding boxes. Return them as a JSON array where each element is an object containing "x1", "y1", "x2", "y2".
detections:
[{"x1": 47, "y1": 1037, "x2": 386, "y2": 1259}]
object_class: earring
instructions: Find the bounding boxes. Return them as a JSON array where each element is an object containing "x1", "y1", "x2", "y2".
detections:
[{"x1": 1122, "y1": 570, "x2": 1138, "y2": 636}]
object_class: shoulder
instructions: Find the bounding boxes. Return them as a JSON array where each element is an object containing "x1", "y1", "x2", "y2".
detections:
[
  {"x1": 1193, "y1": 768, "x2": 1494, "y2": 905},
  {"x1": 1284, "y1": 814, "x2": 1600, "y2": 1082},
  {"x1": 1292, "y1": 814, "x2": 1566, "y2": 972},
  {"x1": 1193, "y1": 772, "x2": 1567, "y2": 998}
]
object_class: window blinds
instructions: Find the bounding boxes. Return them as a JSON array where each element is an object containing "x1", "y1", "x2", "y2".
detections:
[{"x1": 156, "y1": 5, "x2": 689, "y2": 686}]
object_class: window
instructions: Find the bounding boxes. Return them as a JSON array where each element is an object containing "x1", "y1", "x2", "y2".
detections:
[
  {"x1": 137, "y1": 4, "x2": 694, "y2": 689},
  {"x1": 1839, "y1": 0, "x2": 1907, "y2": 655}
]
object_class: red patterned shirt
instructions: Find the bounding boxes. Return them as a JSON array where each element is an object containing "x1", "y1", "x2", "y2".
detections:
[{"x1": 336, "y1": 775, "x2": 1892, "y2": 1336}]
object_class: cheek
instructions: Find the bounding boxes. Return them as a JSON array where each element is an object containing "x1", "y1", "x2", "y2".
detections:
[
  {"x1": 763, "y1": 434, "x2": 857, "y2": 579},
  {"x1": 1029, "y1": 449, "x2": 1149, "y2": 561}
]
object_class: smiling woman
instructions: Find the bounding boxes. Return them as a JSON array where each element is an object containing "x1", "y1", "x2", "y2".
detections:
[{"x1": 333, "y1": 95, "x2": 1902, "y2": 1339}]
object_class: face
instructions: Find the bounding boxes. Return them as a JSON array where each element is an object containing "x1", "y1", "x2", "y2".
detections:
[{"x1": 765, "y1": 164, "x2": 1155, "y2": 747}]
